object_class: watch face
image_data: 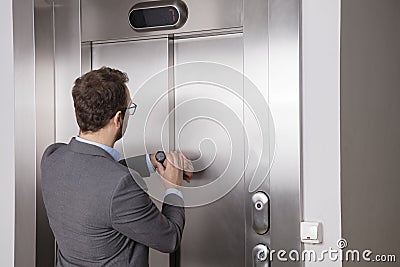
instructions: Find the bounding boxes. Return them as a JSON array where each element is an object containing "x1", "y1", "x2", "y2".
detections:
[{"x1": 155, "y1": 151, "x2": 166, "y2": 163}]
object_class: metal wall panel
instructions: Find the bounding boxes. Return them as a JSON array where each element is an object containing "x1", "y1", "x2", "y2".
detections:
[
  {"x1": 81, "y1": 42, "x2": 92, "y2": 74},
  {"x1": 174, "y1": 33, "x2": 245, "y2": 267},
  {"x1": 243, "y1": 0, "x2": 301, "y2": 265},
  {"x1": 81, "y1": 0, "x2": 243, "y2": 42},
  {"x1": 242, "y1": 0, "x2": 272, "y2": 265},
  {"x1": 268, "y1": 0, "x2": 302, "y2": 266},
  {"x1": 54, "y1": 0, "x2": 81, "y2": 143},
  {"x1": 34, "y1": 2, "x2": 56, "y2": 266},
  {"x1": 14, "y1": 0, "x2": 37, "y2": 266},
  {"x1": 91, "y1": 38, "x2": 171, "y2": 267}
]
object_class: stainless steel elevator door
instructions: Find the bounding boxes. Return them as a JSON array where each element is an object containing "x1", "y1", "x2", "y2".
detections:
[
  {"x1": 91, "y1": 38, "x2": 171, "y2": 267},
  {"x1": 174, "y1": 33, "x2": 245, "y2": 267}
]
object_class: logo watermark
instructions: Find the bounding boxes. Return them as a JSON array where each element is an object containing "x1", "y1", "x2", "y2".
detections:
[
  {"x1": 268, "y1": 239, "x2": 397, "y2": 263},
  {"x1": 121, "y1": 61, "x2": 276, "y2": 207}
]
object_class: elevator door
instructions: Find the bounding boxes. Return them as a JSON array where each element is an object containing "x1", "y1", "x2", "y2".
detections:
[
  {"x1": 91, "y1": 33, "x2": 245, "y2": 267},
  {"x1": 174, "y1": 34, "x2": 245, "y2": 267}
]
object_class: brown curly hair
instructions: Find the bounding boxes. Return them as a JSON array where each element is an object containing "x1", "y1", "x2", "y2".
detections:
[{"x1": 72, "y1": 67, "x2": 129, "y2": 132}]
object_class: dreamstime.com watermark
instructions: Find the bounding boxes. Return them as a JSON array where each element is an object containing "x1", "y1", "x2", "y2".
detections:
[{"x1": 267, "y1": 239, "x2": 397, "y2": 263}]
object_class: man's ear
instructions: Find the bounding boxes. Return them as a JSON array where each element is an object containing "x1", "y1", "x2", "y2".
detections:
[{"x1": 111, "y1": 111, "x2": 123, "y2": 128}]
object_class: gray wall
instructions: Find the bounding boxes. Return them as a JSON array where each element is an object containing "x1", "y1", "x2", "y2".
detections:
[
  {"x1": 341, "y1": 0, "x2": 400, "y2": 266},
  {"x1": 0, "y1": 0, "x2": 15, "y2": 266}
]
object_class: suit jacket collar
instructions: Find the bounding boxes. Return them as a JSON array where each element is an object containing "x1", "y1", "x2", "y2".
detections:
[{"x1": 68, "y1": 137, "x2": 115, "y2": 161}]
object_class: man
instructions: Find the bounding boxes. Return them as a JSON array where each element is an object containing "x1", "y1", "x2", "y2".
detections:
[{"x1": 41, "y1": 67, "x2": 192, "y2": 266}]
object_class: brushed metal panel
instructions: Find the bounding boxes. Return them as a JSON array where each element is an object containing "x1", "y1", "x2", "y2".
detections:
[
  {"x1": 243, "y1": 0, "x2": 272, "y2": 265},
  {"x1": 91, "y1": 38, "x2": 170, "y2": 267},
  {"x1": 54, "y1": 0, "x2": 81, "y2": 143},
  {"x1": 34, "y1": 2, "x2": 56, "y2": 266},
  {"x1": 81, "y1": 0, "x2": 243, "y2": 42},
  {"x1": 269, "y1": 0, "x2": 302, "y2": 266},
  {"x1": 174, "y1": 34, "x2": 245, "y2": 267},
  {"x1": 13, "y1": 0, "x2": 37, "y2": 266},
  {"x1": 244, "y1": 0, "x2": 301, "y2": 265},
  {"x1": 81, "y1": 42, "x2": 92, "y2": 74}
]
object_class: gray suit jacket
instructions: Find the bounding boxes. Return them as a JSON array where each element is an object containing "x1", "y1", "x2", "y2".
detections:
[{"x1": 41, "y1": 138, "x2": 185, "y2": 267}]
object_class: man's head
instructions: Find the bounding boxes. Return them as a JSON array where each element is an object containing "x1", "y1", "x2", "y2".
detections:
[{"x1": 72, "y1": 67, "x2": 131, "y2": 143}]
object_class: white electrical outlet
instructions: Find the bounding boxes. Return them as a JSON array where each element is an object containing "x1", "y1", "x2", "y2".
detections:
[{"x1": 301, "y1": 221, "x2": 323, "y2": 244}]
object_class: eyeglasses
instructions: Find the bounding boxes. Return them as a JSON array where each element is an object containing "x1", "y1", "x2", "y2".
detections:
[{"x1": 126, "y1": 102, "x2": 137, "y2": 116}]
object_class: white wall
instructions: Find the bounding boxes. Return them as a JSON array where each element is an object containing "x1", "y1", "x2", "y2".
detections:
[
  {"x1": 302, "y1": 0, "x2": 342, "y2": 266},
  {"x1": 0, "y1": 0, "x2": 15, "y2": 266}
]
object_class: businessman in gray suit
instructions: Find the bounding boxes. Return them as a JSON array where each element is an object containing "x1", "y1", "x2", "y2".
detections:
[{"x1": 41, "y1": 67, "x2": 192, "y2": 266}]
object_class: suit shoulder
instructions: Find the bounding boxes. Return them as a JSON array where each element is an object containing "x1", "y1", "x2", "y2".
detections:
[{"x1": 41, "y1": 143, "x2": 67, "y2": 163}]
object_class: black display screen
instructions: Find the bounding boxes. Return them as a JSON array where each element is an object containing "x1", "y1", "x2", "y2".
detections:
[{"x1": 129, "y1": 6, "x2": 179, "y2": 29}]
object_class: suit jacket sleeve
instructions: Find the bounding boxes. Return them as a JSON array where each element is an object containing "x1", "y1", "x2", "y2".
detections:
[
  {"x1": 119, "y1": 155, "x2": 151, "y2": 177},
  {"x1": 110, "y1": 174, "x2": 185, "y2": 253}
]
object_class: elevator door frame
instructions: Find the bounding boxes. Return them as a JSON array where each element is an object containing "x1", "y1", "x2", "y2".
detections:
[{"x1": 33, "y1": 0, "x2": 302, "y2": 266}]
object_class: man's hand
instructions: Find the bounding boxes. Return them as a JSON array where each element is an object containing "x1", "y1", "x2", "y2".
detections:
[
  {"x1": 150, "y1": 152, "x2": 193, "y2": 183},
  {"x1": 155, "y1": 152, "x2": 182, "y2": 189}
]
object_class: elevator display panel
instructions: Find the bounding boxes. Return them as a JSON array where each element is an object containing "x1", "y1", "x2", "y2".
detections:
[{"x1": 129, "y1": 0, "x2": 188, "y2": 31}]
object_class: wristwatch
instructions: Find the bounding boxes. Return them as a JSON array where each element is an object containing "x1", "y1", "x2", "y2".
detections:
[{"x1": 155, "y1": 151, "x2": 166, "y2": 165}]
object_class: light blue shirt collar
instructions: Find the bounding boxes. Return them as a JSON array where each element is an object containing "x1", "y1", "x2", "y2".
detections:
[{"x1": 75, "y1": 136, "x2": 120, "y2": 161}]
